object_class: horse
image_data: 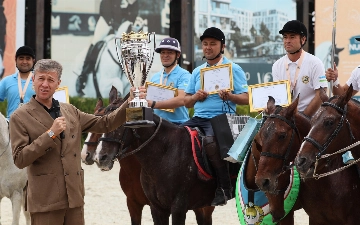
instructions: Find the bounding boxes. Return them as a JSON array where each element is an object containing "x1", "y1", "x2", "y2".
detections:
[
  {"x1": 81, "y1": 87, "x2": 214, "y2": 225},
  {"x1": 239, "y1": 97, "x2": 306, "y2": 224},
  {"x1": 93, "y1": 108, "x2": 236, "y2": 225},
  {"x1": 0, "y1": 112, "x2": 30, "y2": 225},
  {"x1": 75, "y1": 21, "x2": 133, "y2": 99},
  {"x1": 294, "y1": 85, "x2": 360, "y2": 224}
]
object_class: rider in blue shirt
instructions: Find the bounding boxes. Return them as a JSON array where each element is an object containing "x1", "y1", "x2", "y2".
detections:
[
  {"x1": 182, "y1": 27, "x2": 249, "y2": 206},
  {"x1": 0, "y1": 46, "x2": 36, "y2": 120}
]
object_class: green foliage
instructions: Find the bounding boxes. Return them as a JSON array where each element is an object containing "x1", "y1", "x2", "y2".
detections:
[
  {"x1": 0, "y1": 100, "x2": 6, "y2": 116},
  {"x1": 69, "y1": 97, "x2": 109, "y2": 114},
  {"x1": 188, "y1": 105, "x2": 258, "y2": 118}
]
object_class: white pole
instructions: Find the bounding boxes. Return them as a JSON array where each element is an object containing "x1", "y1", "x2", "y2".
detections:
[{"x1": 329, "y1": 0, "x2": 337, "y2": 97}]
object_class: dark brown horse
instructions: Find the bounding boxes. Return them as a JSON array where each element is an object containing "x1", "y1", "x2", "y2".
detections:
[
  {"x1": 245, "y1": 97, "x2": 306, "y2": 224},
  {"x1": 95, "y1": 112, "x2": 237, "y2": 225},
  {"x1": 81, "y1": 87, "x2": 214, "y2": 225},
  {"x1": 295, "y1": 86, "x2": 360, "y2": 224}
]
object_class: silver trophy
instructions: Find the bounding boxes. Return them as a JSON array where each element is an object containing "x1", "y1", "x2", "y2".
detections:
[{"x1": 115, "y1": 31, "x2": 156, "y2": 127}]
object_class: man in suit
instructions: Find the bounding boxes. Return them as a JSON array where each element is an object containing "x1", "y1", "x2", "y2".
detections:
[{"x1": 9, "y1": 59, "x2": 128, "y2": 225}]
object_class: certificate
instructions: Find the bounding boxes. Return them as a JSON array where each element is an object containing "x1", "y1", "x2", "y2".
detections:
[
  {"x1": 248, "y1": 80, "x2": 291, "y2": 112},
  {"x1": 53, "y1": 86, "x2": 70, "y2": 103},
  {"x1": 145, "y1": 82, "x2": 178, "y2": 112},
  {"x1": 200, "y1": 63, "x2": 233, "y2": 94}
]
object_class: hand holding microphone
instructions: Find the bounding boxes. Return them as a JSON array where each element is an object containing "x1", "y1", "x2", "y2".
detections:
[{"x1": 50, "y1": 117, "x2": 66, "y2": 138}]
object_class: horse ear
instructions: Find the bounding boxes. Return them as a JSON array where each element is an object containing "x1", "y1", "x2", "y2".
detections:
[
  {"x1": 95, "y1": 98, "x2": 103, "y2": 111},
  {"x1": 337, "y1": 84, "x2": 353, "y2": 108},
  {"x1": 109, "y1": 86, "x2": 118, "y2": 103},
  {"x1": 267, "y1": 96, "x2": 276, "y2": 114},
  {"x1": 319, "y1": 87, "x2": 329, "y2": 103},
  {"x1": 253, "y1": 133, "x2": 262, "y2": 152},
  {"x1": 285, "y1": 94, "x2": 299, "y2": 119}
]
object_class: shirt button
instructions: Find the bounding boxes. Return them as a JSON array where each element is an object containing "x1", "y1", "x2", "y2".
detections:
[
  {"x1": 64, "y1": 173, "x2": 68, "y2": 176},
  {"x1": 72, "y1": 135, "x2": 75, "y2": 138},
  {"x1": 74, "y1": 153, "x2": 77, "y2": 157},
  {"x1": 61, "y1": 154, "x2": 64, "y2": 158}
]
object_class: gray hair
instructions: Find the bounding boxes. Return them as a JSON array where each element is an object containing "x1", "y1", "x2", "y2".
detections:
[{"x1": 33, "y1": 59, "x2": 63, "y2": 79}]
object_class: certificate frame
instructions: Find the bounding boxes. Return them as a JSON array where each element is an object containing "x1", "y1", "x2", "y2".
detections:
[
  {"x1": 53, "y1": 86, "x2": 70, "y2": 103},
  {"x1": 248, "y1": 80, "x2": 291, "y2": 112},
  {"x1": 145, "y1": 81, "x2": 178, "y2": 113},
  {"x1": 200, "y1": 63, "x2": 233, "y2": 94}
]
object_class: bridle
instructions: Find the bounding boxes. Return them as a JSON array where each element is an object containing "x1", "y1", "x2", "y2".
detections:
[
  {"x1": 100, "y1": 117, "x2": 163, "y2": 161},
  {"x1": 83, "y1": 111, "x2": 107, "y2": 146},
  {"x1": 303, "y1": 102, "x2": 355, "y2": 159},
  {"x1": 260, "y1": 114, "x2": 300, "y2": 173}
]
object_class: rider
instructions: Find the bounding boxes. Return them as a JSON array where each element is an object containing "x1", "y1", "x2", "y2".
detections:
[
  {"x1": 0, "y1": 46, "x2": 36, "y2": 120},
  {"x1": 75, "y1": 0, "x2": 139, "y2": 96},
  {"x1": 182, "y1": 27, "x2": 249, "y2": 206},
  {"x1": 137, "y1": 37, "x2": 191, "y2": 125},
  {"x1": 272, "y1": 20, "x2": 328, "y2": 118}
]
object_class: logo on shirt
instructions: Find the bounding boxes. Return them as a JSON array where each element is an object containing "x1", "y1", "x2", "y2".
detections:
[
  {"x1": 302, "y1": 76, "x2": 310, "y2": 84},
  {"x1": 319, "y1": 75, "x2": 327, "y2": 83}
]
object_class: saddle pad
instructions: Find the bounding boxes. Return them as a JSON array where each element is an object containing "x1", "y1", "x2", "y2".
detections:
[{"x1": 235, "y1": 152, "x2": 300, "y2": 225}]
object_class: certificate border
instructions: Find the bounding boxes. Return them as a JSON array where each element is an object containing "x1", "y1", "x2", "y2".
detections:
[
  {"x1": 200, "y1": 63, "x2": 233, "y2": 94},
  {"x1": 55, "y1": 86, "x2": 70, "y2": 103},
  {"x1": 145, "y1": 81, "x2": 178, "y2": 113},
  {"x1": 248, "y1": 80, "x2": 291, "y2": 112}
]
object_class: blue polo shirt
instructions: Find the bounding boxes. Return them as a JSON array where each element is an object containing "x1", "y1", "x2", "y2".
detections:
[
  {"x1": 149, "y1": 65, "x2": 191, "y2": 124},
  {"x1": 0, "y1": 72, "x2": 35, "y2": 119},
  {"x1": 185, "y1": 56, "x2": 248, "y2": 118}
]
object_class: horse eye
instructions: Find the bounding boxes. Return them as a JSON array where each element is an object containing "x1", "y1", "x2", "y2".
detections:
[
  {"x1": 278, "y1": 132, "x2": 286, "y2": 140},
  {"x1": 324, "y1": 119, "x2": 334, "y2": 127}
]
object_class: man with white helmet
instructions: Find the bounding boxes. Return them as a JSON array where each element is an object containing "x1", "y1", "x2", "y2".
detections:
[{"x1": 137, "y1": 37, "x2": 191, "y2": 124}]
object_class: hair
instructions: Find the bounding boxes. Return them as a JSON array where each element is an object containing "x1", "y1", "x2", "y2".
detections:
[{"x1": 33, "y1": 59, "x2": 63, "y2": 79}]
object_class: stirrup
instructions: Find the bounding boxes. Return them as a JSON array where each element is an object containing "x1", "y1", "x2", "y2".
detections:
[{"x1": 211, "y1": 187, "x2": 232, "y2": 206}]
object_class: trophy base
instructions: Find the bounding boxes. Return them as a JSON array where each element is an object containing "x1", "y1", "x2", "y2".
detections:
[{"x1": 125, "y1": 107, "x2": 155, "y2": 128}]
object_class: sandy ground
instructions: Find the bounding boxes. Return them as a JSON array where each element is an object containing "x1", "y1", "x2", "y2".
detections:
[{"x1": 1, "y1": 161, "x2": 309, "y2": 225}]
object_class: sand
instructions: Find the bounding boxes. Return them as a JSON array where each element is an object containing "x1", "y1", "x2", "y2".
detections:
[{"x1": 1, "y1": 162, "x2": 309, "y2": 224}]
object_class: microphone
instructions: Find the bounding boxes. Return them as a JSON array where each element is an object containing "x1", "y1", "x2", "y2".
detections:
[{"x1": 54, "y1": 100, "x2": 65, "y2": 139}]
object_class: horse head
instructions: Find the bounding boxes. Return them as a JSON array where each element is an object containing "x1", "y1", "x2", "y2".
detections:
[
  {"x1": 254, "y1": 96, "x2": 310, "y2": 222},
  {"x1": 295, "y1": 85, "x2": 360, "y2": 179}
]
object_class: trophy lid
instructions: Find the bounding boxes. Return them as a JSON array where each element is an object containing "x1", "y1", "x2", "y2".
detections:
[{"x1": 121, "y1": 31, "x2": 148, "y2": 41}]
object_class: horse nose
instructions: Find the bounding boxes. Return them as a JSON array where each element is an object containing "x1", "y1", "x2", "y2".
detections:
[
  {"x1": 100, "y1": 154, "x2": 108, "y2": 162},
  {"x1": 295, "y1": 156, "x2": 307, "y2": 169},
  {"x1": 255, "y1": 177, "x2": 271, "y2": 191},
  {"x1": 84, "y1": 152, "x2": 94, "y2": 165}
]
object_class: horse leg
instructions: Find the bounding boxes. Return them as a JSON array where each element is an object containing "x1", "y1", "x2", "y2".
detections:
[
  {"x1": 10, "y1": 190, "x2": 22, "y2": 225},
  {"x1": 278, "y1": 210, "x2": 294, "y2": 225},
  {"x1": 0, "y1": 196, "x2": 2, "y2": 225},
  {"x1": 150, "y1": 205, "x2": 170, "y2": 225},
  {"x1": 22, "y1": 190, "x2": 30, "y2": 225},
  {"x1": 127, "y1": 198, "x2": 145, "y2": 225},
  {"x1": 192, "y1": 206, "x2": 214, "y2": 225}
]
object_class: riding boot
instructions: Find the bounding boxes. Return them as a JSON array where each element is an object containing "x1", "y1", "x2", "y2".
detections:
[
  {"x1": 76, "y1": 44, "x2": 95, "y2": 96},
  {"x1": 203, "y1": 136, "x2": 233, "y2": 206}
]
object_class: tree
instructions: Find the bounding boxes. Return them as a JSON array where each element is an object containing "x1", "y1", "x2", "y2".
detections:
[{"x1": 259, "y1": 22, "x2": 270, "y2": 42}]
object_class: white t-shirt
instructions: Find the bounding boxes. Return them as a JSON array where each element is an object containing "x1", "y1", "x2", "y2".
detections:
[
  {"x1": 272, "y1": 51, "x2": 327, "y2": 111},
  {"x1": 346, "y1": 66, "x2": 360, "y2": 91}
]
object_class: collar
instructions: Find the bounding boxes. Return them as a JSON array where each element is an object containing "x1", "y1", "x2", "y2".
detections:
[
  {"x1": 32, "y1": 95, "x2": 57, "y2": 112},
  {"x1": 206, "y1": 56, "x2": 227, "y2": 67},
  {"x1": 285, "y1": 52, "x2": 306, "y2": 65}
]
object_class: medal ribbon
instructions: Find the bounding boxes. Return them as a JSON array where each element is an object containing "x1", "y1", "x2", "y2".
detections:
[
  {"x1": 18, "y1": 72, "x2": 32, "y2": 103},
  {"x1": 159, "y1": 65, "x2": 177, "y2": 85},
  {"x1": 285, "y1": 50, "x2": 305, "y2": 92}
]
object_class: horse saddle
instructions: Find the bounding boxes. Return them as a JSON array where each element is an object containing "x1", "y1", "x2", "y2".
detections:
[{"x1": 184, "y1": 126, "x2": 240, "y2": 181}]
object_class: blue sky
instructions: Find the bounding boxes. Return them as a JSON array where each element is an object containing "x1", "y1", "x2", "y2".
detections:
[{"x1": 230, "y1": 0, "x2": 296, "y2": 19}]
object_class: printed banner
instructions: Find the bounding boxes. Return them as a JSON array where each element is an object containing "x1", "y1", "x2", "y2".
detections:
[
  {"x1": 1, "y1": 0, "x2": 25, "y2": 78},
  {"x1": 315, "y1": 0, "x2": 360, "y2": 89},
  {"x1": 51, "y1": 0, "x2": 170, "y2": 98},
  {"x1": 194, "y1": 0, "x2": 297, "y2": 85}
]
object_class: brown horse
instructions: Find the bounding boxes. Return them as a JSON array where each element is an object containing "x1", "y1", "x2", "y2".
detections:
[
  {"x1": 295, "y1": 86, "x2": 360, "y2": 224},
  {"x1": 95, "y1": 111, "x2": 238, "y2": 225},
  {"x1": 244, "y1": 97, "x2": 306, "y2": 224},
  {"x1": 81, "y1": 87, "x2": 215, "y2": 225}
]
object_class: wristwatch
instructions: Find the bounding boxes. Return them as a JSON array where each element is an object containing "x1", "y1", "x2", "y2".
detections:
[{"x1": 47, "y1": 130, "x2": 56, "y2": 139}]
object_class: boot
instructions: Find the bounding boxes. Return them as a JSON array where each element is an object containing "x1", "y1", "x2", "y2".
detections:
[
  {"x1": 203, "y1": 136, "x2": 233, "y2": 206},
  {"x1": 75, "y1": 44, "x2": 95, "y2": 96}
]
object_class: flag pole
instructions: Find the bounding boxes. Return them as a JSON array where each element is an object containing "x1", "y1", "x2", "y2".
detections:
[{"x1": 329, "y1": 0, "x2": 337, "y2": 97}]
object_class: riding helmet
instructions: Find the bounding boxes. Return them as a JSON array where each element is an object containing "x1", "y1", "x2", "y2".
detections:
[
  {"x1": 155, "y1": 37, "x2": 181, "y2": 53},
  {"x1": 279, "y1": 20, "x2": 307, "y2": 38},
  {"x1": 200, "y1": 27, "x2": 225, "y2": 44},
  {"x1": 356, "y1": 37, "x2": 360, "y2": 41},
  {"x1": 15, "y1": 46, "x2": 35, "y2": 59}
]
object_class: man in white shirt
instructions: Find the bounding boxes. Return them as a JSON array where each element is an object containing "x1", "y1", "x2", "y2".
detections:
[{"x1": 272, "y1": 20, "x2": 328, "y2": 118}]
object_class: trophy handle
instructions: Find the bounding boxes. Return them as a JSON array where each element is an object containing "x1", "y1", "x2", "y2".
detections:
[
  {"x1": 145, "y1": 32, "x2": 156, "y2": 78},
  {"x1": 115, "y1": 37, "x2": 135, "y2": 87}
]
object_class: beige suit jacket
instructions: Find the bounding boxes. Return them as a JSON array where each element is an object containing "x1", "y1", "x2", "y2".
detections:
[{"x1": 9, "y1": 97, "x2": 128, "y2": 213}]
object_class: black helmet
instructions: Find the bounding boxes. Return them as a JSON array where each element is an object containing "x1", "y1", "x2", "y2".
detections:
[
  {"x1": 200, "y1": 27, "x2": 225, "y2": 44},
  {"x1": 155, "y1": 37, "x2": 181, "y2": 53},
  {"x1": 279, "y1": 20, "x2": 307, "y2": 38},
  {"x1": 356, "y1": 37, "x2": 360, "y2": 41},
  {"x1": 15, "y1": 46, "x2": 35, "y2": 59}
]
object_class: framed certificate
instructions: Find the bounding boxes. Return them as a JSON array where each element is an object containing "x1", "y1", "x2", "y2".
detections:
[
  {"x1": 145, "y1": 81, "x2": 178, "y2": 112},
  {"x1": 248, "y1": 80, "x2": 291, "y2": 112},
  {"x1": 53, "y1": 86, "x2": 70, "y2": 103},
  {"x1": 200, "y1": 63, "x2": 233, "y2": 94}
]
